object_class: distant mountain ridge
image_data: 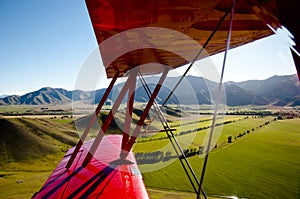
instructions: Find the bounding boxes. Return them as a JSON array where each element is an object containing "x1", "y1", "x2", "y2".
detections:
[
  {"x1": 0, "y1": 74, "x2": 299, "y2": 106},
  {"x1": 226, "y1": 74, "x2": 300, "y2": 106},
  {"x1": 0, "y1": 94, "x2": 8, "y2": 98}
]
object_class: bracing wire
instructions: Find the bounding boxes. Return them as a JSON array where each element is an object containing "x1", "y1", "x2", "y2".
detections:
[
  {"x1": 138, "y1": 71, "x2": 207, "y2": 198},
  {"x1": 144, "y1": 9, "x2": 230, "y2": 130},
  {"x1": 196, "y1": 0, "x2": 236, "y2": 198}
]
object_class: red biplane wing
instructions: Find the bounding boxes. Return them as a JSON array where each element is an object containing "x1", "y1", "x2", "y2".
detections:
[
  {"x1": 32, "y1": 135, "x2": 149, "y2": 199},
  {"x1": 84, "y1": 0, "x2": 289, "y2": 78},
  {"x1": 33, "y1": 0, "x2": 299, "y2": 199}
]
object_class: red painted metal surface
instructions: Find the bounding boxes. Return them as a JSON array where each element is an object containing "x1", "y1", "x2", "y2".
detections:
[
  {"x1": 32, "y1": 135, "x2": 149, "y2": 199},
  {"x1": 85, "y1": 0, "x2": 280, "y2": 78},
  {"x1": 121, "y1": 71, "x2": 137, "y2": 152}
]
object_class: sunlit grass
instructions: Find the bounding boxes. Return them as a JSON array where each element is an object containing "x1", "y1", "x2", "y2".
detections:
[
  {"x1": 1, "y1": 115, "x2": 299, "y2": 199},
  {"x1": 141, "y1": 118, "x2": 300, "y2": 199}
]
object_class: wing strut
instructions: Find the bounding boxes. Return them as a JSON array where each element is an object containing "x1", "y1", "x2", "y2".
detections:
[
  {"x1": 82, "y1": 70, "x2": 139, "y2": 165},
  {"x1": 121, "y1": 68, "x2": 169, "y2": 156},
  {"x1": 77, "y1": 67, "x2": 169, "y2": 165},
  {"x1": 138, "y1": 72, "x2": 207, "y2": 198},
  {"x1": 66, "y1": 72, "x2": 119, "y2": 169},
  {"x1": 121, "y1": 70, "x2": 137, "y2": 153},
  {"x1": 197, "y1": 0, "x2": 236, "y2": 198}
]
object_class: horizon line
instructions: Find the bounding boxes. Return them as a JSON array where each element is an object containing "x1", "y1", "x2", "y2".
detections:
[{"x1": 0, "y1": 73, "x2": 297, "y2": 97}]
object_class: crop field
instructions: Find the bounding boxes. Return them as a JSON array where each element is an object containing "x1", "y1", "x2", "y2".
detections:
[
  {"x1": 0, "y1": 114, "x2": 299, "y2": 198},
  {"x1": 134, "y1": 116, "x2": 274, "y2": 153},
  {"x1": 140, "y1": 118, "x2": 300, "y2": 199}
]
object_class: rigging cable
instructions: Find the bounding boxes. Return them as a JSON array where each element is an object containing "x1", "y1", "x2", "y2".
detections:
[
  {"x1": 145, "y1": 8, "x2": 230, "y2": 129},
  {"x1": 196, "y1": 0, "x2": 236, "y2": 198},
  {"x1": 137, "y1": 71, "x2": 207, "y2": 197}
]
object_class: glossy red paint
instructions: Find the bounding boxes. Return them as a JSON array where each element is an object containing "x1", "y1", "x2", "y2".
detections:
[
  {"x1": 85, "y1": 0, "x2": 280, "y2": 78},
  {"x1": 32, "y1": 135, "x2": 149, "y2": 199}
]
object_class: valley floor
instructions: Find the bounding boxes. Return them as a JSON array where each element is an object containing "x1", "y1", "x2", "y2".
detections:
[{"x1": 0, "y1": 115, "x2": 299, "y2": 198}]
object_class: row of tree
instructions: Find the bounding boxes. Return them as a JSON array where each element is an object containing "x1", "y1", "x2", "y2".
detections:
[
  {"x1": 136, "y1": 117, "x2": 283, "y2": 164},
  {"x1": 138, "y1": 117, "x2": 249, "y2": 143},
  {"x1": 135, "y1": 151, "x2": 176, "y2": 164},
  {"x1": 227, "y1": 118, "x2": 276, "y2": 143}
]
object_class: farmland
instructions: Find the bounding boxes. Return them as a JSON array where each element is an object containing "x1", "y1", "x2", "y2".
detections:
[
  {"x1": 0, "y1": 110, "x2": 299, "y2": 198},
  {"x1": 139, "y1": 118, "x2": 300, "y2": 199}
]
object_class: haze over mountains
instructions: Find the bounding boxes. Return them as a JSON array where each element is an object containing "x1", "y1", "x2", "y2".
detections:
[{"x1": 0, "y1": 74, "x2": 299, "y2": 106}]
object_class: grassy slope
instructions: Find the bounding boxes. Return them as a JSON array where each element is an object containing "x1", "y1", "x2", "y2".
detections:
[
  {"x1": 0, "y1": 117, "x2": 78, "y2": 198},
  {"x1": 0, "y1": 154, "x2": 65, "y2": 199},
  {"x1": 0, "y1": 117, "x2": 78, "y2": 162},
  {"x1": 141, "y1": 118, "x2": 300, "y2": 199},
  {"x1": 0, "y1": 118, "x2": 55, "y2": 163}
]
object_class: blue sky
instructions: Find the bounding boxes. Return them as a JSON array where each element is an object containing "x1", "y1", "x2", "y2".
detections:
[{"x1": 0, "y1": 0, "x2": 297, "y2": 96}]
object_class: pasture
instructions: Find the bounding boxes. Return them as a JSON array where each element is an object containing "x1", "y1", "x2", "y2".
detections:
[
  {"x1": 0, "y1": 115, "x2": 299, "y2": 198},
  {"x1": 140, "y1": 118, "x2": 300, "y2": 199}
]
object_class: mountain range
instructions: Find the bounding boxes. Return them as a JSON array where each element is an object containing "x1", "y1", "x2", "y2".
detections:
[
  {"x1": 0, "y1": 94, "x2": 8, "y2": 98},
  {"x1": 0, "y1": 74, "x2": 299, "y2": 106}
]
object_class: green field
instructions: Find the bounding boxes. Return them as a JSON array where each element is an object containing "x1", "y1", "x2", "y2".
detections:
[
  {"x1": 0, "y1": 153, "x2": 65, "y2": 198},
  {"x1": 134, "y1": 116, "x2": 274, "y2": 155},
  {"x1": 140, "y1": 118, "x2": 300, "y2": 199},
  {"x1": 0, "y1": 115, "x2": 299, "y2": 198},
  {"x1": 0, "y1": 105, "x2": 37, "y2": 114},
  {"x1": 0, "y1": 105, "x2": 72, "y2": 116}
]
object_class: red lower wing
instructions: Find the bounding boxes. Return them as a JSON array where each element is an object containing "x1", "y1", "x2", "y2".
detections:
[{"x1": 32, "y1": 135, "x2": 149, "y2": 199}]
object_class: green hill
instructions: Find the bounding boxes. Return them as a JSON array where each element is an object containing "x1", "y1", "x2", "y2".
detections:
[
  {"x1": 0, "y1": 117, "x2": 79, "y2": 198},
  {"x1": 0, "y1": 117, "x2": 78, "y2": 164}
]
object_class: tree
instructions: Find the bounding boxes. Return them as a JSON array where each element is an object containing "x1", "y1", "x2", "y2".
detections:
[
  {"x1": 198, "y1": 146, "x2": 204, "y2": 154},
  {"x1": 228, "y1": 136, "x2": 232, "y2": 143}
]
